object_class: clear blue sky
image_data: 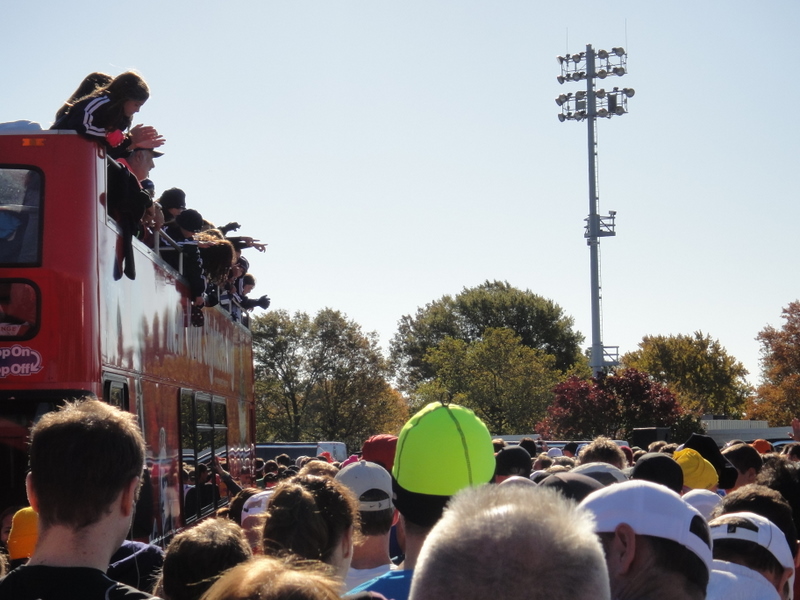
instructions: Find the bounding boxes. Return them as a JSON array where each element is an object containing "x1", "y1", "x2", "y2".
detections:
[{"x1": 3, "y1": 1, "x2": 798, "y2": 387}]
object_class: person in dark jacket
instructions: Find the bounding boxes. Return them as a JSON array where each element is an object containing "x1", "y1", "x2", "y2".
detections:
[{"x1": 51, "y1": 71, "x2": 164, "y2": 159}]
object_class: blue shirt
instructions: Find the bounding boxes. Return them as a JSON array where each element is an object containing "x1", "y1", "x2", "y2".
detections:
[{"x1": 347, "y1": 569, "x2": 413, "y2": 600}]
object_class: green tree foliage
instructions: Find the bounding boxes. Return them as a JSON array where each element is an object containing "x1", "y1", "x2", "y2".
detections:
[
  {"x1": 416, "y1": 328, "x2": 564, "y2": 434},
  {"x1": 748, "y1": 302, "x2": 800, "y2": 425},
  {"x1": 537, "y1": 368, "x2": 695, "y2": 441},
  {"x1": 621, "y1": 331, "x2": 751, "y2": 417},
  {"x1": 390, "y1": 280, "x2": 586, "y2": 390},
  {"x1": 252, "y1": 309, "x2": 408, "y2": 450}
]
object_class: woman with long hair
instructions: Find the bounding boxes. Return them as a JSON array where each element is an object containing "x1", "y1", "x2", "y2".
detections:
[
  {"x1": 262, "y1": 475, "x2": 359, "y2": 588},
  {"x1": 52, "y1": 71, "x2": 164, "y2": 158}
]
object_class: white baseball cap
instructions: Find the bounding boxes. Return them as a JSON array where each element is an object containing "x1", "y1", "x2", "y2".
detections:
[
  {"x1": 335, "y1": 460, "x2": 393, "y2": 512},
  {"x1": 241, "y1": 490, "x2": 272, "y2": 518},
  {"x1": 682, "y1": 489, "x2": 722, "y2": 521},
  {"x1": 580, "y1": 479, "x2": 713, "y2": 572},
  {"x1": 709, "y1": 511, "x2": 795, "y2": 571}
]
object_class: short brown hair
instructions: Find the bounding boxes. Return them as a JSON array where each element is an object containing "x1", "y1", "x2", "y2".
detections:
[
  {"x1": 29, "y1": 398, "x2": 145, "y2": 529},
  {"x1": 578, "y1": 436, "x2": 626, "y2": 470},
  {"x1": 159, "y1": 518, "x2": 251, "y2": 600}
]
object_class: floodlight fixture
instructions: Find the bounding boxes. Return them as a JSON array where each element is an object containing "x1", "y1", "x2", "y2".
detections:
[
  {"x1": 552, "y1": 43, "x2": 632, "y2": 377},
  {"x1": 557, "y1": 55, "x2": 566, "y2": 65}
]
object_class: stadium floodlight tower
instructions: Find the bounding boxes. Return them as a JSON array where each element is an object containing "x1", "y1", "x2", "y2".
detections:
[{"x1": 556, "y1": 44, "x2": 634, "y2": 377}]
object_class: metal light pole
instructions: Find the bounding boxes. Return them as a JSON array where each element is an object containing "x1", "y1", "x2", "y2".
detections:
[{"x1": 556, "y1": 45, "x2": 634, "y2": 376}]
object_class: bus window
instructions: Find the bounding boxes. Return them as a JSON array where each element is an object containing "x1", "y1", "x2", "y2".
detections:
[
  {"x1": 180, "y1": 390, "x2": 229, "y2": 522},
  {"x1": 103, "y1": 378, "x2": 129, "y2": 411},
  {"x1": 0, "y1": 280, "x2": 38, "y2": 339},
  {"x1": 0, "y1": 167, "x2": 42, "y2": 266}
]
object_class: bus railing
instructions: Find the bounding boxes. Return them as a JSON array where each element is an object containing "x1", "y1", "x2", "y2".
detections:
[{"x1": 150, "y1": 228, "x2": 250, "y2": 329}]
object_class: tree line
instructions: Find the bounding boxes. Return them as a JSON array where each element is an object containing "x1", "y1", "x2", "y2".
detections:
[{"x1": 251, "y1": 280, "x2": 800, "y2": 451}]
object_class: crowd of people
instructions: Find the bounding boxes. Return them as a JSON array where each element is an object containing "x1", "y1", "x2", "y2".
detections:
[
  {"x1": 50, "y1": 70, "x2": 271, "y2": 324},
  {"x1": 2, "y1": 396, "x2": 800, "y2": 600}
]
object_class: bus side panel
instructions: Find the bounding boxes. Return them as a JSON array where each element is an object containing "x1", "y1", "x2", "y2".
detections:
[{"x1": 139, "y1": 378, "x2": 182, "y2": 544}]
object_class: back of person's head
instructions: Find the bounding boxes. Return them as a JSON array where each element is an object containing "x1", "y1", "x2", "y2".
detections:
[
  {"x1": 29, "y1": 398, "x2": 145, "y2": 529},
  {"x1": 391, "y1": 402, "x2": 495, "y2": 530},
  {"x1": 199, "y1": 556, "x2": 341, "y2": 600},
  {"x1": 516, "y1": 437, "x2": 539, "y2": 457},
  {"x1": 298, "y1": 460, "x2": 339, "y2": 479},
  {"x1": 648, "y1": 440, "x2": 668, "y2": 453},
  {"x1": 409, "y1": 484, "x2": 610, "y2": 600},
  {"x1": 783, "y1": 443, "x2": 800, "y2": 461},
  {"x1": 723, "y1": 443, "x2": 763, "y2": 474},
  {"x1": 756, "y1": 454, "x2": 800, "y2": 532},
  {"x1": 711, "y1": 483, "x2": 798, "y2": 558},
  {"x1": 532, "y1": 452, "x2": 553, "y2": 471},
  {"x1": 361, "y1": 434, "x2": 398, "y2": 472},
  {"x1": 275, "y1": 454, "x2": 293, "y2": 467},
  {"x1": 538, "y1": 472, "x2": 603, "y2": 502},
  {"x1": 198, "y1": 240, "x2": 236, "y2": 285},
  {"x1": 103, "y1": 71, "x2": 150, "y2": 103},
  {"x1": 752, "y1": 439, "x2": 774, "y2": 454},
  {"x1": 335, "y1": 460, "x2": 394, "y2": 537},
  {"x1": 492, "y1": 438, "x2": 507, "y2": 452},
  {"x1": 631, "y1": 452, "x2": 684, "y2": 494},
  {"x1": 242, "y1": 273, "x2": 256, "y2": 288},
  {"x1": 674, "y1": 448, "x2": 719, "y2": 490},
  {"x1": 159, "y1": 518, "x2": 251, "y2": 600},
  {"x1": 262, "y1": 475, "x2": 359, "y2": 565},
  {"x1": 90, "y1": 71, "x2": 151, "y2": 131},
  {"x1": 580, "y1": 480, "x2": 712, "y2": 598},
  {"x1": 494, "y1": 446, "x2": 532, "y2": 479},
  {"x1": 578, "y1": 436, "x2": 626, "y2": 470},
  {"x1": 158, "y1": 187, "x2": 186, "y2": 212},
  {"x1": 56, "y1": 72, "x2": 113, "y2": 120},
  {"x1": 228, "y1": 488, "x2": 262, "y2": 526},
  {"x1": 552, "y1": 455, "x2": 575, "y2": 469},
  {"x1": 709, "y1": 512, "x2": 794, "y2": 591},
  {"x1": 659, "y1": 443, "x2": 679, "y2": 455}
]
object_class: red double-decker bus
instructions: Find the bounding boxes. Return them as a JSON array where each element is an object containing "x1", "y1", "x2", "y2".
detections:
[{"x1": 0, "y1": 129, "x2": 255, "y2": 544}]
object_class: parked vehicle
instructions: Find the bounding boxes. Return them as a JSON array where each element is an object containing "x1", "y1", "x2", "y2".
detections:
[{"x1": 256, "y1": 441, "x2": 347, "y2": 463}]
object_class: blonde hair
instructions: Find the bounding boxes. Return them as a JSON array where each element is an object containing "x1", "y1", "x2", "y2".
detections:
[{"x1": 200, "y1": 556, "x2": 340, "y2": 600}]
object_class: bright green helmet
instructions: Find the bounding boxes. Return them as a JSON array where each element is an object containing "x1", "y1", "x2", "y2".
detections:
[{"x1": 392, "y1": 402, "x2": 495, "y2": 497}]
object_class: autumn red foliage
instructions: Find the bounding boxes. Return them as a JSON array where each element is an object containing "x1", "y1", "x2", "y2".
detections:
[{"x1": 537, "y1": 368, "x2": 686, "y2": 440}]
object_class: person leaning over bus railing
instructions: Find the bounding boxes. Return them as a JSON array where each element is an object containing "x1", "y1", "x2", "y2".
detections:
[
  {"x1": 51, "y1": 71, "x2": 165, "y2": 159},
  {"x1": 238, "y1": 273, "x2": 270, "y2": 312},
  {"x1": 54, "y1": 72, "x2": 112, "y2": 123}
]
